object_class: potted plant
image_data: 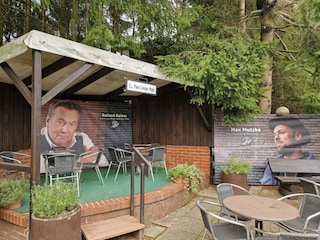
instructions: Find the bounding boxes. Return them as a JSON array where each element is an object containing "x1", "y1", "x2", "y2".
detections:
[
  {"x1": 0, "y1": 176, "x2": 29, "y2": 209},
  {"x1": 220, "y1": 155, "x2": 251, "y2": 189},
  {"x1": 30, "y1": 181, "x2": 81, "y2": 240},
  {"x1": 167, "y1": 163, "x2": 204, "y2": 193}
]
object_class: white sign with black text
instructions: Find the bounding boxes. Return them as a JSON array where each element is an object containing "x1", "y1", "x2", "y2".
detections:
[{"x1": 125, "y1": 79, "x2": 157, "y2": 95}]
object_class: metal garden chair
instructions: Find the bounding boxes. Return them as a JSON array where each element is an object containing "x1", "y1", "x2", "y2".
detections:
[
  {"x1": 0, "y1": 151, "x2": 30, "y2": 177},
  {"x1": 78, "y1": 149, "x2": 105, "y2": 185},
  {"x1": 145, "y1": 146, "x2": 167, "y2": 181},
  {"x1": 300, "y1": 178, "x2": 320, "y2": 196},
  {"x1": 277, "y1": 193, "x2": 320, "y2": 234},
  {"x1": 105, "y1": 147, "x2": 132, "y2": 181},
  {"x1": 196, "y1": 199, "x2": 251, "y2": 240},
  {"x1": 44, "y1": 153, "x2": 81, "y2": 196},
  {"x1": 216, "y1": 183, "x2": 253, "y2": 221},
  {"x1": 251, "y1": 226, "x2": 319, "y2": 240}
]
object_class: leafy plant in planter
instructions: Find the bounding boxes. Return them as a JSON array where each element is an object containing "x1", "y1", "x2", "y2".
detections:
[
  {"x1": 30, "y1": 181, "x2": 81, "y2": 240},
  {"x1": 221, "y1": 155, "x2": 251, "y2": 189},
  {"x1": 167, "y1": 163, "x2": 204, "y2": 193},
  {"x1": 31, "y1": 181, "x2": 79, "y2": 217},
  {"x1": 0, "y1": 176, "x2": 29, "y2": 209},
  {"x1": 221, "y1": 155, "x2": 251, "y2": 175}
]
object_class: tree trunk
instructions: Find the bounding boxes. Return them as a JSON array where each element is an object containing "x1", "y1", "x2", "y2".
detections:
[
  {"x1": 258, "y1": 0, "x2": 277, "y2": 114},
  {"x1": 0, "y1": 0, "x2": 4, "y2": 46},
  {"x1": 239, "y1": 0, "x2": 246, "y2": 32},
  {"x1": 41, "y1": 2, "x2": 47, "y2": 32},
  {"x1": 24, "y1": 0, "x2": 31, "y2": 34}
]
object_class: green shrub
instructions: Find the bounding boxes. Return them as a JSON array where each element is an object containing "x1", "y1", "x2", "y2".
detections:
[
  {"x1": 0, "y1": 176, "x2": 29, "y2": 205},
  {"x1": 222, "y1": 155, "x2": 251, "y2": 175},
  {"x1": 31, "y1": 181, "x2": 79, "y2": 217},
  {"x1": 167, "y1": 163, "x2": 204, "y2": 193}
]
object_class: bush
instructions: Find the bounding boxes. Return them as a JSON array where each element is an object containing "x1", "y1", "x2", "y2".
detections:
[
  {"x1": 167, "y1": 163, "x2": 204, "y2": 193},
  {"x1": 0, "y1": 176, "x2": 29, "y2": 205},
  {"x1": 222, "y1": 155, "x2": 251, "y2": 175},
  {"x1": 31, "y1": 181, "x2": 79, "y2": 217}
]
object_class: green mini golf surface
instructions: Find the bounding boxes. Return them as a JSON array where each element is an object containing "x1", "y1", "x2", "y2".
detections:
[{"x1": 16, "y1": 167, "x2": 170, "y2": 213}]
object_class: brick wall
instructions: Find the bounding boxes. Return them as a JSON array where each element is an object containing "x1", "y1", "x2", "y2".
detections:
[{"x1": 165, "y1": 145, "x2": 211, "y2": 187}]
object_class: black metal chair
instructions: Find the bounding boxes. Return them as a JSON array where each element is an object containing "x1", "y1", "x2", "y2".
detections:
[
  {"x1": 277, "y1": 193, "x2": 320, "y2": 234},
  {"x1": 196, "y1": 199, "x2": 251, "y2": 240},
  {"x1": 216, "y1": 183, "x2": 253, "y2": 221},
  {"x1": 78, "y1": 149, "x2": 105, "y2": 185},
  {"x1": 105, "y1": 147, "x2": 132, "y2": 181}
]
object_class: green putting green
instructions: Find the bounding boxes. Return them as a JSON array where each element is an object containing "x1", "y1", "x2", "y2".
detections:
[{"x1": 16, "y1": 167, "x2": 171, "y2": 213}]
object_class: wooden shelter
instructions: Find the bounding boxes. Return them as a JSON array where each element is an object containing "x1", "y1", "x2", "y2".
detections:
[{"x1": 0, "y1": 30, "x2": 181, "y2": 185}]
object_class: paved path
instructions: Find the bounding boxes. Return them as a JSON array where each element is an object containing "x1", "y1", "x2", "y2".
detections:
[
  {"x1": 144, "y1": 186, "x2": 218, "y2": 240},
  {"x1": 143, "y1": 185, "x2": 284, "y2": 240}
]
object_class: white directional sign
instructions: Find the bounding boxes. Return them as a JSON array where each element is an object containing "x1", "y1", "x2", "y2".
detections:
[{"x1": 125, "y1": 79, "x2": 157, "y2": 95}]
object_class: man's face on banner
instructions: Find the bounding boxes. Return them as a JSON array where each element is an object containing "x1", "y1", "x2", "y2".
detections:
[
  {"x1": 273, "y1": 124, "x2": 302, "y2": 156},
  {"x1": 46, "y1": 106, "x2": 80, "y2": 148}
]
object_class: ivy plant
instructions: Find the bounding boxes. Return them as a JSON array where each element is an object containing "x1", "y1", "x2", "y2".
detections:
[{"x1": 167, "y1": 163, "x2": 204, "y2": 193}]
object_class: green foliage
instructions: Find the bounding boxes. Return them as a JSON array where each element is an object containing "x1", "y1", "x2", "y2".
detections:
[
  {"x1": 156, "y1": 35, "x2": 270, "y2": 126},
  {"x1": 222, "y1": 155, "x2": 251, "y2": 175},
  {"x1": 31, "y1": 181, "x2": 79, "y2": 217},
  {"x1": 300, "y1": 0, "x2": 320, "y2": 23},
  {"x1": 82, "y1": 0, "x2": 176, "y2": 57},
  {"x1": 301, "y1": 90, "x2": 320, "y2": 114},
  {"x1": 167, "y1": 163, "x2": 204, "y2": 193},
  {"x1": 83, "y1": 25, "x2": 115, "y2": 50},
  {"x1": 3, "y1": 0, "x2": 320, "y2": 116},
  {"x1": 0, "y1": 176, "x2": 29, "y2": 205}
]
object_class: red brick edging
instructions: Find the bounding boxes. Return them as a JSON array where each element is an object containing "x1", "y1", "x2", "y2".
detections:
[{"x1": 0, "y1": 182, "x2": 192, "y2": 240}]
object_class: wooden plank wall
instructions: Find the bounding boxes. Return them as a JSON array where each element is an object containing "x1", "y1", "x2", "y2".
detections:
[
  {"x1": 0, "y1": 83, "x2": 214, "y2": 151},
  {"x1": 132, "y1": 88, "x2": 213, "y2": 146},
  {"x1": 0, "y1": 83, "x2": 31, "y2": 151}
]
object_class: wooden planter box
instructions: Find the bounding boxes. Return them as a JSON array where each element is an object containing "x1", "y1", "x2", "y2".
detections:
[
  {"x1": 220, "y1": 172, "x2": 249, "y2": 190},
  {"x1": 30, "y1": 205, "x2": 81, "y2": 240}
]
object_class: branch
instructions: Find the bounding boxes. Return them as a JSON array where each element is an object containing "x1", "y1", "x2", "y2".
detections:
[
  {"x1": 245, "y1": 10, "x2": 262, "y2": 20},
  {"x1": 278, "y1": 11, "x2": 304, "y2": 27},
  {"x1": 274, "y1": 31, "x2": 295, "y2": 60}
]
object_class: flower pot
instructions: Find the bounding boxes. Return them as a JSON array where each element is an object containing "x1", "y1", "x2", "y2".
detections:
[
  {"x1": 0, "y1": 199, "x2": 22, "y2": 209},
  {"x1": 220, "y1": 172, "x2": 249, "y2": 190},
  {"x1": 174, "y1": 177, "x2": 184, "y2": 184},
  {"x1": 30, "y1": 205, "x2": 81, "y2": 240}
]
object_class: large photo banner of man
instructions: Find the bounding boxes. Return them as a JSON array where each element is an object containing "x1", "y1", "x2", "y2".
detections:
[
  {"x1": 40, "y1": 99, "x2": 132, "y2": 172},
  {"x1": 213, "y1": 114, "x2": 320, "y2": 185}
]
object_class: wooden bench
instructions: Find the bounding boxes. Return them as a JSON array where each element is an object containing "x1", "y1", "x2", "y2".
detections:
[
  {"x1": 268, "y1": 158, "x2": 320, "y2": 195},
  {"x1": 81, "y1": 215, "x2": 145, "y2": 240}
]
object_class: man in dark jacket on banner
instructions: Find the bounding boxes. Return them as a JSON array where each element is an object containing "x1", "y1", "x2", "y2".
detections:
[{"x1": 260, "y1": 115, "x2": 316, "y2": 185}]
